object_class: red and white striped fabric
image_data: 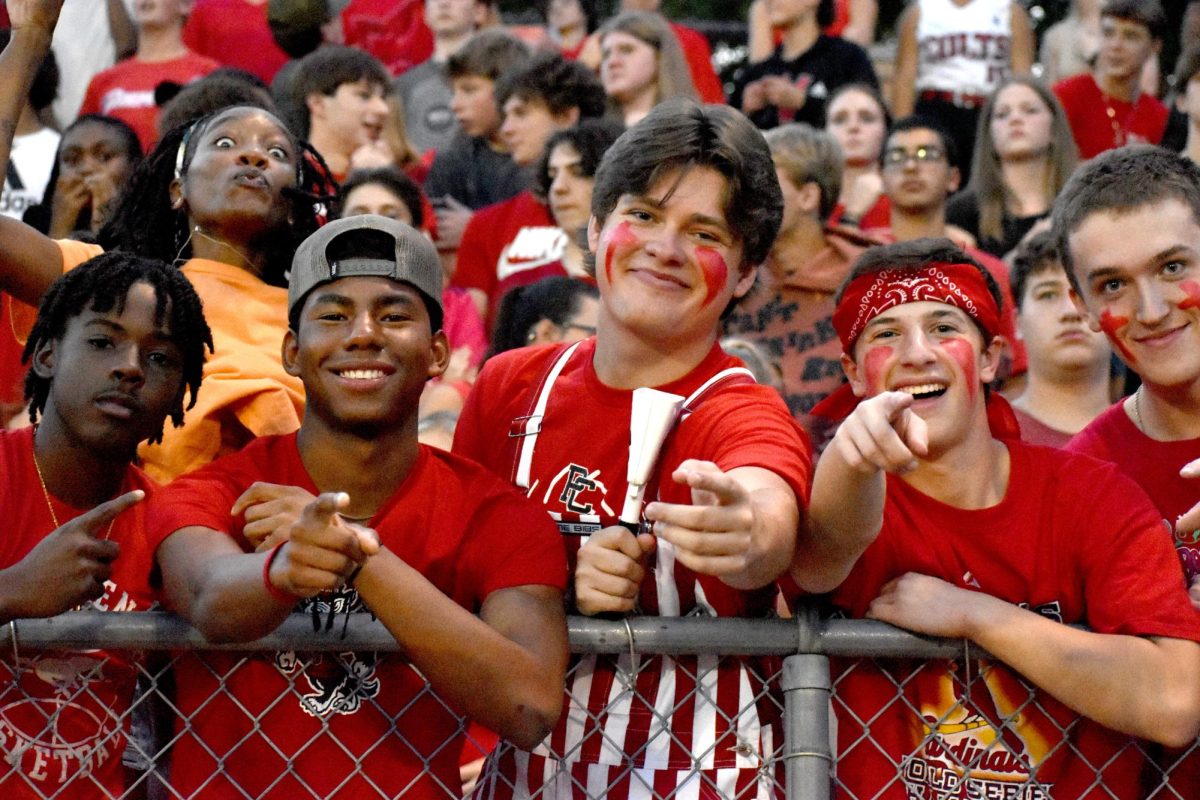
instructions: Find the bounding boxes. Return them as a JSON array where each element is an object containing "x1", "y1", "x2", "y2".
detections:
[{"x1": 455, "y1": 339, "x2": 811, "y2": 799}]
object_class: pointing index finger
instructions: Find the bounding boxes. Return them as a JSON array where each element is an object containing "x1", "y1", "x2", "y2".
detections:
[{"x1": 76, "y1": 490, "x2": 145, "y2": 535}]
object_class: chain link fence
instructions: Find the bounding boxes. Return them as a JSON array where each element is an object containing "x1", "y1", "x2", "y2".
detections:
[{"x1": 0, "y1": 611, "x2": 1195, "y2": 799}]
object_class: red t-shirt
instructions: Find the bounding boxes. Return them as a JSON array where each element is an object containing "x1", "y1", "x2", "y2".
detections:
[
  {"x1": 0, "y1": 427, "x2": 159, "y2": 799},
  {"x1": 1068, "y1": 401, "x2": 1200, "y2": 583},
  {"x1": 830, "y1": 194, "x2": 891, "y2": 230},
  {"x1": 78, "y1": 51, "x2": 220, "y2": 152},
  {"x1": 146, "y1": 433, "x2": 566, "y2": 800},
  {"x1": 0, "y1": 294, "x2": 30, "y2": 424},
  {"x1": 1012, "y1": 406, "x2": 1073, "y2": 449},
  {"x1": 670, "y1": 22, "x2": 725, "y2": 104},
  {"x1": 455, "y1": 338, "x2": 810, "y2": 795},
  {"x1": 452, "y1": 190, "x2": 554, "y2": 322},
  {"x1": 1053, "y1": 73, "x2": 1168, "y2": 160},
  {"x1": 824, "y1": 441, "x2": 1200, "y2": 799},
  {"x1": 341, "y1": 0, "x2": 433, "y2": 77},
  {"x1": 182, "y1": 0, "x2": 290, "y2": 83}
]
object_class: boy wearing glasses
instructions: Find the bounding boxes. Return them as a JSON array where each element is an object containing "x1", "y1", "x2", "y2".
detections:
[{"x1": 869, "y1": 115, "x2": 1025, "y2": 377}]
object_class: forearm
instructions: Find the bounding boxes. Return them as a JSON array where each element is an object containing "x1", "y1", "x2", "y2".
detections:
[
  {"x1": 967, "y1": 598, "x2": 1200, "y2": 747},
  {"x1": 183, "y1": 551, "x2": 295, "y2": 642},
  {"x1": 356, "y1": 549, "x2": 567, "y2": 748},
  {"x1": 793, "y1": 454, "x2": 884, "y2": 593},
  {"x1": 0, "y1": 567, "x2": 26, "y2": 624},
  {"x1": 107, "y1": 0, "x2": 137, "y2": 60},
  {"x1": 159, "y1": 528, "x2": 294, "y2": 643},
  {"x1": 0, "y1": 24, "x2": 54, "y2": 172}
]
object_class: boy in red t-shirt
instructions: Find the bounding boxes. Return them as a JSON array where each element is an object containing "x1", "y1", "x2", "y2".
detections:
[
  {"x1": 455, "y1": 101, "x2": 812, "y2": 799},
  {"x1": 1052, "y1": 0, "x2": 1168, "y2": 159},
  {"x1": 800, "y1": 238, "x2": 1200, "y2": 798},
  {"x1": 149, "y1": 215, "x2": 569, "y2": 798},
  {"x1": 79, "y1": 0, "x2": 220, "y2": 152},
  {"x1": 0, "y1": 252, "x2": 212, "y2": 798}
]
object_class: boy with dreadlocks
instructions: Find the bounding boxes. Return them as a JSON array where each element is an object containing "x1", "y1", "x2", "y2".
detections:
[{"x1": 0, "y1": 252, "x2": 211, "y2": 798}]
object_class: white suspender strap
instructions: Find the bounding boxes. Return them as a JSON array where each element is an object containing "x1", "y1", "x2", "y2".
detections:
[
  {"x1": 679, "y1": 367, "x2": 755, "y2": 417},
  {"x1": 514, "y1": 341, "x2": 582, "y2": 489}
]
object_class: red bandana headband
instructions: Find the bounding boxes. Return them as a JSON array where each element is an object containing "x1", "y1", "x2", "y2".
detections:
[
  {"x1": 817, "y1": 261, "x2": 1020, "y2": 440},
  {"x1": 832, "y1": 262, "x2": 1002, "y2": 355}
]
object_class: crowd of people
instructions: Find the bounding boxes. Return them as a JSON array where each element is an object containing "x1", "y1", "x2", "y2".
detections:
[{"x1": 1, "y1": 0, "x2": 1200, "y2": 798}]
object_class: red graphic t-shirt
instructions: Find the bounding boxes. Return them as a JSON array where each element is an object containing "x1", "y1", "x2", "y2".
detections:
[
  {"x1": 146, "y1": 433, "x2": 566, "y2": 799},
  {"x1": 823, "y1": 442, "x2": 1200, "y2": 799},
  {"x1": 0, "y1": 427, "x2": 159, "y2": 799}
]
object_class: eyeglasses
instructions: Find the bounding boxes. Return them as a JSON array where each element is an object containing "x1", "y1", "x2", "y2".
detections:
[{"x1": 882, "y1": 145, "x2": 947, "y2": 169}]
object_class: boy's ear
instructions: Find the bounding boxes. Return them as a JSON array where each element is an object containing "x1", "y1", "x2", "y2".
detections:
[
  {"x1": 842, "y1": 351, "x2": 867, "y2": 397},
  {"x1": 282, "y1": 329, "x2": 301, "y2": 378},
  {"x1": 31, "y1": 338, "x2": 57, "y2": 380}
]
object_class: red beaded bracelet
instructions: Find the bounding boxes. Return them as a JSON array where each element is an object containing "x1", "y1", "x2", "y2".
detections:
[{"x1": 262, "y1": 542, "x2": 301, "y2": 605}]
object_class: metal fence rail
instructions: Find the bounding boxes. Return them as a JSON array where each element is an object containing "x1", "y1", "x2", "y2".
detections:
[{"x1": 1, "y1": 611, "x2": 1194, "y2": 799}]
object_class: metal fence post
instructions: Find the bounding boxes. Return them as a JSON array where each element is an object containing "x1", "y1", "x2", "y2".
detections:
[{"x1": 782, "y1": 607, "x2": 832, "y2": 800}]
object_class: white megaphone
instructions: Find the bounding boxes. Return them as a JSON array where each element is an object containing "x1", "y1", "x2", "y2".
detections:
[{"x1": 620, "y1": 387, "x2": 685, "y2": 531}]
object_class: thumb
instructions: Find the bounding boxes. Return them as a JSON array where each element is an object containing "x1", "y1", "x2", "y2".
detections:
[
  {"x1": 303, "y1": 492, "x2": 349, "y2": 525},
  {"x1": 636, "y1": 532, "x2": 656, "y2": 557}
]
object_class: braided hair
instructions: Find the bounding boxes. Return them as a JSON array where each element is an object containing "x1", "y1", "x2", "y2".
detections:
[
  {"x1": 23, "y1": 252, "x2": 214, "y2": 443},
  {"x1": 97, "y1": 105, "x2": 338, "y2": 287}
]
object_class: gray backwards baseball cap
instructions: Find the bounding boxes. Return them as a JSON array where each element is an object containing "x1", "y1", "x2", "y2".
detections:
[{"x1": 288, "y1": 215, "x2": 443, "y2": 324}]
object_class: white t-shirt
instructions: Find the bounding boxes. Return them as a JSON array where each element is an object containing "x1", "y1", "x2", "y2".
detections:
[
  {"x1": 1, "y1": 127, "x2": 60, "y2": 220},
  {"x1": 50, "y1": 0, "x2": 137, "y2": 127},
  {"x1": 915, "y1": 0, "x2": 1014, "y2": 96}
]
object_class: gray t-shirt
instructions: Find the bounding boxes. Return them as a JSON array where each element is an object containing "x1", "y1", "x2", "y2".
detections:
[{"x1": 394, "y1": 59, "x2": 457, "y2": 155}]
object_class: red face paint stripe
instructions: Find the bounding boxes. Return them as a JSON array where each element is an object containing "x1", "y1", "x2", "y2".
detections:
[
  {"x1": 1099, "y1": 308, "x2": 1136, "y2": 363},
  {"x1": 863, "y1": 345, "x2": 893, "y2": 394},
  {"x1": 603, "y1": 221, "x2": 638, "y2": 286},
  {"x1": 1180, "y1": 280, "x2": 1200, "y2": 311},
  {"x1": 942, "y1": 337, "x2": 978, "y2": 403},
  {"x1": 695, "y1": 246, "x2": 729, "y2": 308}
]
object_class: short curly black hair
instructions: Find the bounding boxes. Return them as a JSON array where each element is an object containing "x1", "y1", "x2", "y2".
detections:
[{"x1": 22, "y1": 252, "x2": 213, "y2": 443}]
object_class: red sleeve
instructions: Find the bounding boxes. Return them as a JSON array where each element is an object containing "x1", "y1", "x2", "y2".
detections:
[
  {"x1": 451, "y1": 207, "x2": 498, "y2": 295},
  {"x1": 452, "y1": 345, "x2": 551, "y2": 475},
  {"x1": 79, "y1": 74, "x2": 104, "y2": 117},
  {"x1": 463, "y1": 488, "x2": 569, "y2": 596},
  {"x1": 181, "y1": 6, "x2": 204, "y2": 54},
  {"x1": 671, "y1": 23, "x2": 725, "y2": 104},
  {"x1": 682, "y1": 383, "x2": 813, "y2": 506},
  {"x1": 145, "y1": 452, "x2": 254, "y2": 553},
  {"x1": 1075, "y1": 460, "x2": 1200, "y2": 641}
]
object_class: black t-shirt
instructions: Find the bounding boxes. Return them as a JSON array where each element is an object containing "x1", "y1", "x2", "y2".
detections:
[
  {"x1": 945, "y1": 189, "x2": 1045, "y2": 259},
  {"x1": 731, "y1": 36, "x2": 878, "y2": 130}
]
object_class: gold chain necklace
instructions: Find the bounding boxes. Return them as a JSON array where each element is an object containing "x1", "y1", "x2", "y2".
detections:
[
  {"x1": 32, "y1": 447, "x2": 115, "y2": 541},
  {"x1": 1133, "y1": 386, "x2": 1147, "y2": 436}
]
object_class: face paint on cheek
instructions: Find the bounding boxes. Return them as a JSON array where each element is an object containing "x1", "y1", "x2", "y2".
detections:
[
  {"x1": 694, "y1": 246, "x2": 729, "y2": 308},
  {"x1": 942, "y1": 338, "x2": 978, "y2": 402},
  {"x1": 602, "y1": 221, "x2": 639, "y2": 286},
  {"x1": 1098, "y1": 308, "x2": 1136, "y2": 363},
  {"x1": 862, "y1": 346, "x2": 893, "y2": 394},
  {"x1": 1179, "y1": 280, "x2": 1200, "y2": 311}
]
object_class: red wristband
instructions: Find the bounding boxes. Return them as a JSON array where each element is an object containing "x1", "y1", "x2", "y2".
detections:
[{"x1": 262, "y1": 542, "x2": 300, "y2": 606}]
